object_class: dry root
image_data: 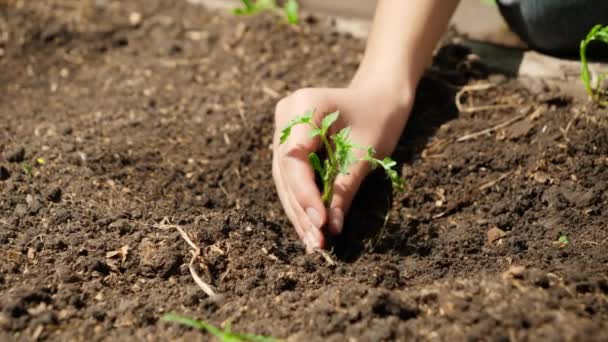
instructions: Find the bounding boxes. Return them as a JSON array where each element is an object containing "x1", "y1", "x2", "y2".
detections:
[{"x1": 154, "y1": 217, "x2": 217, "y2": 298}]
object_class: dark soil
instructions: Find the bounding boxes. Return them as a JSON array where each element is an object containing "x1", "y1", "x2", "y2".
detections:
[{"x1": 1, "y1": 1, "x2": 607, "y2": 341}]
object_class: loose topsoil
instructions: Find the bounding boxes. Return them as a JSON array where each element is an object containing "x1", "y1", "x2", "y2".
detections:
[{"x1": 1, "y1": 1, "x2": 607, "y2": 341}]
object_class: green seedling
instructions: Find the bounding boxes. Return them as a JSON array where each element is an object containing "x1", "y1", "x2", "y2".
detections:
[
  {"x1": 283, "y1": 0, "x2": 299, "y2": 25},
  {"x1": 232, "y1": 0, "x2": 275, "y2": 15},
  {"x1": 21, "y1": 162, "x2": 33, "y2": 177},
  {"x1": 163, "y1": 314, "x2": 283, "y2": 342},
  {"x1": 280, "y1": 110, "x2": 404, "y2": 207},
  {"x1": 553, "y1": 234, "x2": 570, "y2": 248},
  {"x1": 580, "y1": 24, "x2": 608, "y2": 106},
  {"x1": 233, "y1": 0, "x2": 299, "y2": 25}
]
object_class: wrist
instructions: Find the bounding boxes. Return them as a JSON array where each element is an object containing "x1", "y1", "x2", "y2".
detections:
[{"x1": 348, "y1": 68, "x2": 417, "y2": 111}]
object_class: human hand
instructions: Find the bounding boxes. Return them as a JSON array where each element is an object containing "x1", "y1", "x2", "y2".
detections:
[{"x1": 272, "y1": 84, "x2": 413, "y2": 251}]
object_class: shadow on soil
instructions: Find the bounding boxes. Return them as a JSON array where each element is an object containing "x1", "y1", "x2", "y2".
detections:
[{"x1": 330, "y1": 63, "x2": 467, "y2": 261}]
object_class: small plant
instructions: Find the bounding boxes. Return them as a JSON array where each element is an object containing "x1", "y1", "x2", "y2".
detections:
[
  {"x1": 233, "y1": 0, "x2": 299, "y2": 25},
  {"x1": 280, "y1": 110, "x2": 404, "y2": 207},
  {"x1": 553, "y1": 234, "x2": 570, "y2": 248},
  {"x1": 163, "y1": 313, "x2": 283, "y2": 342},
  {"x1": 283, "y1": 0, "x2": 299, "y2": 25},
  {"x1": 21, "y1": 162, "x2": 33, "y2": 177},
  {"x1": 580, "y1": 24, "x2": 608, "y2": 106},
  {"x1": 20, "y1": 157, "x2": 46, "y2": 177}
]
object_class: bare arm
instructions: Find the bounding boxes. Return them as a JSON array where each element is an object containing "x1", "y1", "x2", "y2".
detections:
[
  {"x1": 352, "y1": 0, "x2": 461, "y2": 100},
  {"x1": 273, "y1": 0, "x2": 461, "y2": 250}
]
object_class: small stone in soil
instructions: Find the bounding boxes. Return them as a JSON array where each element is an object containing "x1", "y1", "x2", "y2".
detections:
[
  {"x1": 47, "y1": 187, "x2": 62, "y2": 203},
  {"x1": 5, "y1": 146, "x2": 25, "y2": 163},
  {"x1": 27, "y1": 199, "x2": 43, "y2": 215},
  {"x1": 0, "y1": 166, "x2": 10, "y2": 180},
  {"x1": 61, "y1": 126, "x2": 73, "y2": 135},
  {"x1": 13, "y1": 204, "x2": 27, "y2": 217},
  {"x1": 487, "y1": 227, "x2": 507, "y2": 245}
]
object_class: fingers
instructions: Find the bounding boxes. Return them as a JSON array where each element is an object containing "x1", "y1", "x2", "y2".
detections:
[
  {"x1": 282, "y1": 169, "x2": 326, "y2": 250},
  {"x1": 273, "y1": 88, "x2": 338, "y2": 250},
  {"x1": 274, "y1": 163, "x2": 325, "y2": 251},
  {"x1": 278, "y1": 119, "x2": 327, "y2": 244},
  {"x1": 273, "y1": 156, "x2": 306, "y2": 241},
  {"x1": 274, "y1": 155, "x2": 323, "y2": 252},
  {"x1": 327, "y1": 161, "x2": 371, "y2": 235}
]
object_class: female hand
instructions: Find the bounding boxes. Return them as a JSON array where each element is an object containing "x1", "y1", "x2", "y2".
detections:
[{"x1": 272, "y1": 84, "x2": 413, "y2": 251}]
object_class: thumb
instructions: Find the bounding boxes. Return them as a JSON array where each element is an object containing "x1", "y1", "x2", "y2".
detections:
[{"x1": 327, "y1": 161, "x2": 371, "y2": 235}]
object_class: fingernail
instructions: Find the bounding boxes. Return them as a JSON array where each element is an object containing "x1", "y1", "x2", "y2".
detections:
[
  {"x1": 305, "y1": 230, "x2": 319, "y2": 249},
  {"x1": 306, "y1": 207, "x2": 322, "y2": 228},
  {"x1": 330, "y1": 208, "x2": 344, "y2": 234}
]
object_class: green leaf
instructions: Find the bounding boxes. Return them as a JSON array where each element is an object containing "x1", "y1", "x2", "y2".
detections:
[
  {"x1": 242, "y1": 0, "x2": 255, "y2": 10},
  {"x1": 233, "y1": 0, "x2": 256, "y2": 15},
  {"x1": 321, "y1": 111, "x2": 339, "y2": 133},
  {"x1": 255, "y1": 0, "x2": 277, "y2": 11},
  {"x1": 338, "y1": 150, "x2": 356, "y2": 175},
  {"x1": 364, "y1": 156, "x2": 404, "y2": 192},
  {"x1": 163, "y1": 314, "x2": 226, "y2": 339},
  {"x1": 332, "y1": 126, "x2": 350, "y2": 142},
  {"x1": 284, "y1": 0, "x2": 299, "y2": 24},
  {"x1": 21, "y1": 162, "x2": 32, "y2": 177},
  {"x1": 308, "y1": 152, "x2": 324, "y2": 176},
  {"x1": 580, "y1": 24, "x2": 608, "y2": 105},
  {"x1": 332, "y1": 127, "x2": 356, "y2": 175},
  {"x1": 385, "y1": 168, "x2": 405, "y2": 192},
  {"x1": 280, "y1": 110, "x2": 314, "y2": 144},
  {"x1": 233, "y1": 0, "x2": 276, "y2": 16},
  {"x1": 163, "y1": 314, "x2": 283, "y2": 342},
  {"x1": 380, "y1": 157, "x2": 396, "y2": 169},
  {"x1": 309, "y1": 128, "x2": 321, "y2": 138}
]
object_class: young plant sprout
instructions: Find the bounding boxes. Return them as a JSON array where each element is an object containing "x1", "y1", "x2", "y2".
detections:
[
  {"x1": 21, "y1": 162, "x2": 33, "y2": 177},
  {"x1": 163, "y1": 314, "x2": 283, "y2": 342},
  {"x1": 580, "y1": 24, "x2": 608, "y2": 106},
  {"x1": 552, "y1": 234, "x2": 570, "y2": 248},
  {"x1": 283, "y1": 0, "x2": 299, "y2": 25},
  {"x1": 233, "y1": 0, "x2": 299, "y2": 25},
  {"x1": 280, "y1": 110, "x2": 404, "y2": 207}
]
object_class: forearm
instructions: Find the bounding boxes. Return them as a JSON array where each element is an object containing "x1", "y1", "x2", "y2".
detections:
[{"x1": 351, "y1": 0, "x2": 460, "y2": 101}]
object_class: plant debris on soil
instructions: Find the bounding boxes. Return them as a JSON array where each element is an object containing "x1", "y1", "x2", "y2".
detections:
[{"x1": 1, "y1": 1, "x2": 607, "y2": 341}]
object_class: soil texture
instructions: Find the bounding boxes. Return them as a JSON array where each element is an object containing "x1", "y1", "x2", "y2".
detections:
[{"x1": 1, "y1": 1, "x2": 607, "y2": 341}]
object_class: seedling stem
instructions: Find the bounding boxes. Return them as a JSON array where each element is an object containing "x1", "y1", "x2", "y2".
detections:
[
  {"x1": 580, "y1": 24, "x2": 608, "y2": 106},
  {"x1": 280, "y1": 110, "x2": 404, "y2": 208}
]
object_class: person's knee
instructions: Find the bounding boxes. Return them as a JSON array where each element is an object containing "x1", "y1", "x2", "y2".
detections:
[{"x1": 497, "y1": 0, "x2": 608, "y2": 57}]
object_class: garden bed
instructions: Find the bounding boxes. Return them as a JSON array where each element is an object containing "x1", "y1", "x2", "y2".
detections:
[{"x1": 1, "y1": 1, "x2": 607, "y2": 341}]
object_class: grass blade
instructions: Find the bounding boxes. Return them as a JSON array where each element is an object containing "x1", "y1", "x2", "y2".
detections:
[{"x1": 163, "y1": 314, "x2": 283, "y2": 342}]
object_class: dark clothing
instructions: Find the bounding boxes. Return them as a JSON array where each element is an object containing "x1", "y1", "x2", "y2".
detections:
[{"x1": 497, "y1": 0, "x2": 608, "y2": 56}]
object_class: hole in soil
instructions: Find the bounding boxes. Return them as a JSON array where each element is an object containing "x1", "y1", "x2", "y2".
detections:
[{"x1": 330, "y1": 75, "x2": 459, "y2": 262}]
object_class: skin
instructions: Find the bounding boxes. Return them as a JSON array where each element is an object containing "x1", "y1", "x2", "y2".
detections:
[{"x1": 273, "y1": 0, "x2": 461, "y2": 251}]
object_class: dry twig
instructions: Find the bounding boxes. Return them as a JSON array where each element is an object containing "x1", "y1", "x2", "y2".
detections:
[
  {"x1": 154, "y1": 218, "x2": 217, "y2": 298},
  {"x1": 455, "y1": 83, "x2": 516, "y2": 114},
  {"x1": 582, "y1": 237, "x2": 608, "y2": 246},
  {"x1": 478, "y1": 172, "x2": 513, "y2": 191},
  {"x1": 313, "y1": 248, "x2": 336, "y2": 266},
  {"x1": 457, "y1": 111, "x2": 529, "y2": 142},
  {"x1": 262, "y1": 85, "x2": 280, "y2": 99}
]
